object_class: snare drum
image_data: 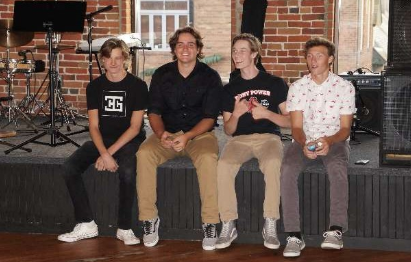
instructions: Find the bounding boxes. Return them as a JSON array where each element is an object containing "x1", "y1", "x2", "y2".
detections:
[{"x1": 0, "y1": 59, "x2": 36, "y2": 74}]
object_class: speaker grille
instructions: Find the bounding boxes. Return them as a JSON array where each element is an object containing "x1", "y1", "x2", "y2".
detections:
[
  {"x1": 388, "y1": 0, "x2": 411, "y2": 67},
  {"x1": 380, "y1": 72, "x2": 411, "y2": 166}
]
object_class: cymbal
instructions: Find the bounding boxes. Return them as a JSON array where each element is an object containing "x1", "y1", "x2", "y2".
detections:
[
  {"x1": 35, "y1": 44, "x2": 75, "y2": 51},
  {"x1": 0, "y1": 19, "x2": 34, "y2": 48}
]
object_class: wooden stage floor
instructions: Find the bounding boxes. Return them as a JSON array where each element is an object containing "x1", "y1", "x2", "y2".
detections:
[{"x1": 1, "y1": 232, "x2": 411, "y2": 262}]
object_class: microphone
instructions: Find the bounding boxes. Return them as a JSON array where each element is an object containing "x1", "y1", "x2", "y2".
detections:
[
  {"x1": 85, "y1": 5, "x2": 113, "y2": 19},
  {"x1": 18, "y1": 49, "x2": 31, "y2": 61},
  {"x1": 18, "y1": 49, "x2": 31, "y2": 56}
]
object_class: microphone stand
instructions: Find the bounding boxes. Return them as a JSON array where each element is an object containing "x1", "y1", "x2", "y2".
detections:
[
  {"x1": 85, "y1": 5, "x2": 113, "y2": 82},
  {"x1": 5, "y1": 26, "x2": 80, "y2": 154}
]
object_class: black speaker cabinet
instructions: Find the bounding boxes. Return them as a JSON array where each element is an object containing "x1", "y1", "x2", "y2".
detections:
[
  {"x1": 387, "y1": 0, "x2": 411, "y2": 68},
  {"x1": 339, "y1": 74, "x2": 382, "y2": 132},
  {"x1": 380, "y1": 71, "x2": 411, "y2": 166}
]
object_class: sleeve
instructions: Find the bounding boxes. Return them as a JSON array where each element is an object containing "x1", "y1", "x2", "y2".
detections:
[
  {"x1": 147, "y1": 69, "x2": 164, "y2": 115},
  {"x1": 339, "y1": 80, "x2": 356, "y2": 115},
  {"x1": 86, "y1": 81, "x2": 98, "y2": 110},
  {"x1": 277, "y1": 78, "x2": 289, "y2": 104},
  {"x1": 132, "y1": 79, "x2": 149, "y2": 111},
  {"x1": 202, "y1": 70, "x2": 223, "y2": 119},
  {"x1": 221, "y1": 84, "x2": 235, "y2": 113},
  {"x1": 286, "y1": 80, "x2": 305, "y2": 112}
]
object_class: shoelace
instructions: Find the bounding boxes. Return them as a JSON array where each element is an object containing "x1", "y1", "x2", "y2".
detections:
[
  {"x1": 323, "y1": 230, "x2": 342, "y2": 239},
  {"x1": 143, "y1": 220, "x2": 155, "y2": 235},
  {"x1": 203, "y1": 224, "x2": 216, "y2": 238},
  {"x1": 265, "y1": 218, "x2": 277, "y2": 237},
  {"x1": 219, "y1": 221, "x2": 232, "y2": 238},
  {"x1": 286, "y1": 236, "x2": 302, "y2": 245}
]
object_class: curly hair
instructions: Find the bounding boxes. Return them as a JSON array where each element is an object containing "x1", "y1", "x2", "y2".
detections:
[{"x1": 169, "y1": 27, "x2": 204, "y2": 60}]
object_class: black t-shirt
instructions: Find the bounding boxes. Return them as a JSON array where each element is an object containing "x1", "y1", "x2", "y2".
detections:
[
  {"x1": 148, "y1": 60, "x2": 223, "y2": 133},
  {"x1": 222, "y1": 71, "x2": 288, "y2": 136},
  {"x1": 86, "y1": 73, "x2": 148, "y2": 142}
]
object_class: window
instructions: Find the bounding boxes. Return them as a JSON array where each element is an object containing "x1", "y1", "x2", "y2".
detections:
[
  {"x1": 135, "y1": 0, "x2": 192, "y2": 50},
  {"x1": 335, "y1": 0, "x2": 389, "y2": 74}
]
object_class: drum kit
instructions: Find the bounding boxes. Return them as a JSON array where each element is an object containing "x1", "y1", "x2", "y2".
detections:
[{"x1": 0, "y1": 18, "x2": 85, "y2": 151}]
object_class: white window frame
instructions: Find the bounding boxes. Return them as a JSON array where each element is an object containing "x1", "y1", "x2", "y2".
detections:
[{"x1": 135, "y1": 0, "x2": 191, "y2": 50}]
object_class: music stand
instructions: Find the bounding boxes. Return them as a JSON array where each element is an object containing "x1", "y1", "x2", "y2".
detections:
[{"x1": 5, "y1": 1, "x2": 86, "y2": 154}]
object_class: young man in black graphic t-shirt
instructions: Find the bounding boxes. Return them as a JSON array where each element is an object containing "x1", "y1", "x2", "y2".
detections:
[
  {"x1": 58, "y1": 38, "x2": 148, "y2": 245},
  {"x1": 215, "y1": 33, "x2": 290, "y2": 250}
]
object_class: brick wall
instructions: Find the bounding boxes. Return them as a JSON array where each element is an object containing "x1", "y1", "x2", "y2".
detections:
[
  {"x1": 0, "y1": 0, "x2": 125, "y2": 114},
  {"x1": 1, "y1": 0, "x2": 231, "y2": 113},
  {"x1": 233, "y1": 0, "x2": 336, "y2": 84}
]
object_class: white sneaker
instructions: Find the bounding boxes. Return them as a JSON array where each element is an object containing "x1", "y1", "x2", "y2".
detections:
[
  {"x1": 58, "y1": 221, "x2": 98, "y2": 242},
  {"x1": 116, "y1": 229, "x2": 140, "y2": 245}
]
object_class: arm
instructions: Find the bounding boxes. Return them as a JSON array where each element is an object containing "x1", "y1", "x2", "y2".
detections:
[
  {"x1": 290, "y1": 110, "x2": 317, "y2": 159},
  {"x1": 223, "y1": 96, "x2": 249, "y2": 135},
  {"x1": 88, "y1": 109, "x2": 118, "y2": 172},
  {"x1": 251, "y1": 100, "x2": 291, "y2": 128},
  {"x1": 148, "y1": 113, "x2": 174, "y2": 149},
  {"x1": 106, "y1": 110, "x2": 145, "y2": 154},
  {"x1": 316, "y1": 114, "x2": 353, "y2": 156}
]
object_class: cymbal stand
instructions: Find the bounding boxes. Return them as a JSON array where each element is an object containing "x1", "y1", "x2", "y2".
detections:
[
  {"x1": 18, "y1": 72, "x2": 45, "y2": 116},
  {"x1": 5, "y1": 26, "x2": 80, "y2": 154},
  {"x1": 1, "y1": 47, "x2": 37, "y2": 132}
]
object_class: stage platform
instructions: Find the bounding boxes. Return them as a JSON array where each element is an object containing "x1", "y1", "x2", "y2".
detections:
[{"x1": 1, "y1": 117, "x2": 411, "y2": 252}]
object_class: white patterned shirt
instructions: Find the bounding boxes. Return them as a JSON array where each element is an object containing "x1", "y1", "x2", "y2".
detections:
[{"x1": 286, "y1": 72, "x2": 356, "y2": 141}]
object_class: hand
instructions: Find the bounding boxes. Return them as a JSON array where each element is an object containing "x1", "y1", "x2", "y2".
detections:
[
  {"x1": 303, "y1": 141, "x2": 318, "y2": 159},
  {"x1": 171, "y1": 133, "x2": 189, "y2": 152},
  {"x1": 250, "y1": 99, "x2": 268, "y2": 120},
  {"x1": 315, "y1": 137, "x2": 330, "y2": 156},
  {"x1": 160, "y1": 131, "x2": 174, "y2": 149},
  {"x1": 95, "y1": 153, "x2": 118, "y2": 172},
  {"x1": 232, "y1": 96, "x2": 249, "y2": 118}
]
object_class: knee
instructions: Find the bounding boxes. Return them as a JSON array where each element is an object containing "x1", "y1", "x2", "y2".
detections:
[
  {"x1": 118, "y1": 168, "x2": 136, "y2": 185},
  {"x1": 195, "y1": 151, "x2": 218, "y2": 166}
]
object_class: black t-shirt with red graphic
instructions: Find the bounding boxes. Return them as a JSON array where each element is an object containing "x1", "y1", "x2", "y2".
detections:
[
  {"x1": 222, "y1": 71, "x2": 288, "y2": 136},
  {"x1": 86, "y1": 73, "x2": 148, "y2": 142}
]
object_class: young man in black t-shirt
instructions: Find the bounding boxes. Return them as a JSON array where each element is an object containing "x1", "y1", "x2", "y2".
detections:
[
  {"x1": 136, "y1": 27, "x2": 223, "y2": 251},
  {"x1": 215, "y1": 33, "x2": 290, "y2": 250},
  {"x1": 58, "y1": 38, "x2": 148, "y2": 245}
]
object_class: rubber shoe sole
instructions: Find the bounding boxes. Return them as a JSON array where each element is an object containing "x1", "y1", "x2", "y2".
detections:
[
  {"x1": 215, "y1": 234, "x2": 238, "y2": 249},
  {"x1": 58, "y1": 231, "x2": 98, "y2": 243},
  {"x1": 264, "y1": 241, "x2": 280, "y2": 250},
  {"x1": 283, "y1": 242, "x2": 306, "y2": 258},
  {"x1": 321, "y1": 242, "x2": 343, "y2": 249},
  {"x1": 116, "y1": 234, "x2": 140, "y2": 245}
]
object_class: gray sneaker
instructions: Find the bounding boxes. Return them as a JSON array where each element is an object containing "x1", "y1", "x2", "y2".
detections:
[
  {"x1": 215, "y1": 220, "x2": 238, "y2": 249},
  {"x1": 202, "y1": 223, "x2": 217, "y2": 251},
  {"x1": 142, "y1": 217, "x2": 160, "y2": 247},
  {"x1": 262, "y1": 217, "x2": 280, "y2": 249},
  {"x1": 283, "y1": 236, "x2": 305, "y2": 258},
  {"x1": 321, "y1": 230, "x2": 343, "y2": 249}
]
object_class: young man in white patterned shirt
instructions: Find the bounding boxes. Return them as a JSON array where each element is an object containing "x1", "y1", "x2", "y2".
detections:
[{"x1": 280, "y1": 37, "x2": 356, "y2": 258}]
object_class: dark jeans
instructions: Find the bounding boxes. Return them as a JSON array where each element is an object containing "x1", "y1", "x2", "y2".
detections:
[
  {"x1": 280, "y1": 141, "x2": 350, "y2": 233},
  {"x1": 62, "y1": 139, "x2": 143, "y2": 230}
]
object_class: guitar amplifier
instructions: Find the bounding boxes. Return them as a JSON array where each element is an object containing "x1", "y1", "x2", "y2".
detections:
[{"x1": 339, "y1": 73, "x2": 382, "y2": 132}]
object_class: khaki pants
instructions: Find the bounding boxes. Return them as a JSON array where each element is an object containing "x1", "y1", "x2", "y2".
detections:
[
  {"x1": 217, "y1": 133, "x2": 283, "y2": 221},
  {"x1": 137, "y1": 131, "x2": 219, "y2": 224}
]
